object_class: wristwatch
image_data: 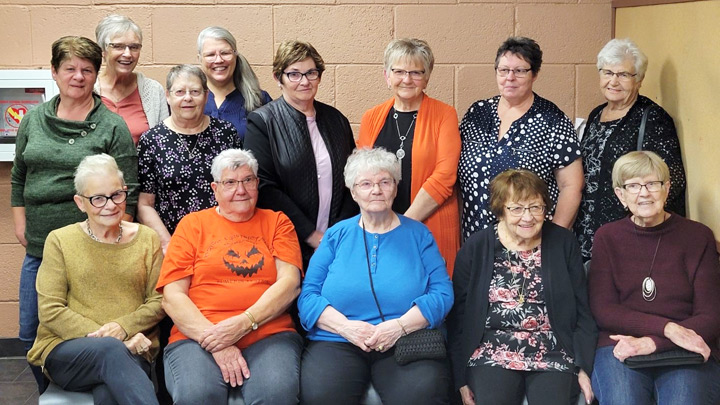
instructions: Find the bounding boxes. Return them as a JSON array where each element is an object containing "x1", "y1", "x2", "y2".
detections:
[{"x1": 244, "y1": 311, "x2": 258, "y2": 331}]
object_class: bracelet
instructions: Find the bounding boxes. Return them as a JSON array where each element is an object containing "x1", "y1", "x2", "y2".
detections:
[
  {"x1": 244, "y1": 310, "x2": 258, "y2": 331},
  {"x1": 396, "y1": 319, "x2": 408, "y2": 336}
]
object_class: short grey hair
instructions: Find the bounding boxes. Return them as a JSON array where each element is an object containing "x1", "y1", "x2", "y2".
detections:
[
  {"x1": 74, "y1": 153, "x2": 125, "y2": 195},
  {"x1": 612, "y1": 151, "x2": 669, "y2": 188},
  {"x1": 383, "y1": 38, "x2": 434, "y2": 77},
  {"x1": 95, "y1": 14, "x2": 142, "y2": 50},
  {"x1": 343, "y1": 147, "x2": 401, "y2": 189},
  {"x1": 197, "y1": 26, "x2": 266, "y2": 112},
  {"x1": 597, "y1": 38, "x2": 648, "y2": 81},
  {"x1": 166, "y1": 64, "x2": 208, "y2": 91},
  {"x1": 211, "y1": 149, "x2": 259, "y2": 181}
]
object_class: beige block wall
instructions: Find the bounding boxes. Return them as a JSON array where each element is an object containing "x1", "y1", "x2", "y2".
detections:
[
  {"x1": 0, "y1": 1, "x2": 610, "y2": 337},
  {"x1": 616, "y1": 1, "x2": 720, "y2": 244}
]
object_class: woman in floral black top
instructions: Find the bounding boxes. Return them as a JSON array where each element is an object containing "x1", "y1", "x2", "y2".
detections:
[
  {"x1": 448, "y1": 169, "x2": 597, "y2": 405},
  {"x1": 137, "y1": 65, "x2": 240, "y2": 253}
]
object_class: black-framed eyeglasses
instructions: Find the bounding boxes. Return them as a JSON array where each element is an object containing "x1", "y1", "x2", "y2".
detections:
[
  {"x1": 599, "y1": 69, "x2": 638, "y2": 81},
  {"x1": 79, "y1": 190, "x2": 128, "y2": 208},
  {"x1": 218, "y1": 176, "x2": 258, "y2": 191},
  {"x1": 505, "y1": 205, "x2": 546, "y2": 217},
  {"x1": 283, "y1": 69, "x2": 320, "y2": 82},
  {"x1": 496, "y1": 68, "x2": 532, "y2": 78},
  {"x1": 353, "y1": 179, "x2": 395, "y2": 192},
  {"x1": 390, "y1": 69, "x2": 426, "y2": 81},
  {"x1": 621, "y1": 181, "x2": 665, "y2": 194},
  {"x1": 108, "y1": 43, "x2": 142, "y2": 52}
]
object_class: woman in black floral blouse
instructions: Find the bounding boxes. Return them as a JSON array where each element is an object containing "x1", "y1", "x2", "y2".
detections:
[
  {"x1": 448, "y1": 169, "x2": 597, "y2": 405},
  {"x1": 574, "y1": 38, "x2": 686, "y2": 262},
  {"x1": 137, "y1": 64, "x2": 240, "y2": 253}
]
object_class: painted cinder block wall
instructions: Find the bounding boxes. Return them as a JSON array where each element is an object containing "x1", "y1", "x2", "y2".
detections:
[{"x1": 0, "y1": 0, "x2": 610, "y2": 337}]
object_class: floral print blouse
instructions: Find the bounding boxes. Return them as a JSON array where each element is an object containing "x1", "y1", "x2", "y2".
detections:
[
  {"x1": 137, "y1": 117, "x2": 240, "y2": 234},
  {"x1": 468, "y1": 227, "x2": 574, "y2": 372}
]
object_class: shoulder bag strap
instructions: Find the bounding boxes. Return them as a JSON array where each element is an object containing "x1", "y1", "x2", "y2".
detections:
[
  {"x1": 362, "y1": 219, "x2": 386, "y2": 322},
  {"x1": 637, "y1": 104, "x2": 653, "y2": 151}
]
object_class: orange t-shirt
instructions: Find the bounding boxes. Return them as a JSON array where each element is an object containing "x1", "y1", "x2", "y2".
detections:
[{"x1": 156, "y1": 207, "x2": 302, "y2": 349}]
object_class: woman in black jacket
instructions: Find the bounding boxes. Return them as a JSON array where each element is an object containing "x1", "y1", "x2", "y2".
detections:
[
  {"x1": 244, "y1": 40, "x2": 357, "y2": 268},
  {"x1": 448, "y1": 169, "x2": 597, "y2": 405}
]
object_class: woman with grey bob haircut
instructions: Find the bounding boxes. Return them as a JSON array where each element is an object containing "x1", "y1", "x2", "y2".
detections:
[
  {"x1": 383, "y1": 38, "x2": 434, "y2": 76},
  {"x1": 574, "y1": 38, "x2": 686, "y2": 262},
  {"x1": 210, "y1": 148, "x2": 259, "y2": 182},
  {"x1": 197, "y1": 26, "x2": 270, "y2": 141},
  {"x1": 343, "y1": 147, "x2": 401, "y2": 189},
  {"x1": 165, "y1": 64, "x2": 208, "y2": 92},
  {"x1": 95, "y1": 14, "x2": 169, "y2": 144}
]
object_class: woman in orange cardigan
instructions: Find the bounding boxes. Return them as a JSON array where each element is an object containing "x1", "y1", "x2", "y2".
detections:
[{"x1": 357, "y1": 38, "x2": 460, "y2": 276}]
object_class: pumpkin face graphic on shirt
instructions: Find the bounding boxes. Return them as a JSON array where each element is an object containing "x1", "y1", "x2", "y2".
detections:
[{"x1": 223, "y1": 243, "x2": 265, "y2": 277}]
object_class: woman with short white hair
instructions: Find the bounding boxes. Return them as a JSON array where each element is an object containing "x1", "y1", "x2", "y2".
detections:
[
  {"x1": 95, "y1": 14, "x2": 168, "y2": 144},
  {"x1": 574, "y1": 38, "x2": 686, "y2": 262}
]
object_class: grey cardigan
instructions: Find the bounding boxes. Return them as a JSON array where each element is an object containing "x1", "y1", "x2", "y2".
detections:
[{"x1": 94, "y1": 72, "x2": 169, "y2": 129}]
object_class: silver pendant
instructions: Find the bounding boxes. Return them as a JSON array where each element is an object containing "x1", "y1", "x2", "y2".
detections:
[
  {"x1": 642, "y1": 276, "x2": 656, "y2": 301},
  {"x1": 396, "y1": 148, "x2": 406, "y2": 160}
]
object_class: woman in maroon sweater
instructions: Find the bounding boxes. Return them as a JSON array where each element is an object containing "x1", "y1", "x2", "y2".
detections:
[{"x1": 589, "y1": 151, "x2": 720, "y2": 405}]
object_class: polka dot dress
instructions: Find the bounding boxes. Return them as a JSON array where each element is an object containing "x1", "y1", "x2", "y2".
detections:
[{"x1": 458, "y1": 94, "x2": 581, "y2": 240}]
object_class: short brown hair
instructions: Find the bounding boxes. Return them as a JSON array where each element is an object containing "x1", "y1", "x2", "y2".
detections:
[
  {"x1": 489, "y1": 169, "x2": 552, "y2": 219},
  {"x1": 272, "y1": 40, "x2": 325, "y2": 83},
  {"x1": 51, "y1": 36, "x2": 103, "y2": 73}
]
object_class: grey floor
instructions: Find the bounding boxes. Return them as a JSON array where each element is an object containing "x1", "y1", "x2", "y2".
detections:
[{"x1": 0, "y1": 357, "x2": 39, "y2": 405}]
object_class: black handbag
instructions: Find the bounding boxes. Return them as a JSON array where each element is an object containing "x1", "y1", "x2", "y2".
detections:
[
  {"x1": 624, "y1": 348, "x2": 704, "y2": 369},
  {"x1": 362, "y1": 219, "x2": 447, "y2": 366}
]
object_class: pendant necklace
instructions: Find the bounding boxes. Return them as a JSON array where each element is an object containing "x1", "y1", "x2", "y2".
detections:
[
  {"x1": 507, "y1": 249, "x2": 531, "y2": 304},
  {"x1": 178, "y1": 133, "x2": 201, "y2": 159},
  {"x1": 632, "y1": 214, "x2": 666, "y2": 302},
  {"x1": 86, "y1": 218, "x2": 123, "y2": 244},
  {"x1": 393, "y1": 110, "x2": 417, "y2": 162}
]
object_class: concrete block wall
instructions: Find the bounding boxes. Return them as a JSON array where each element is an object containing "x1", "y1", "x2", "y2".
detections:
[{"x1": 0, "y1": 0, "x2": 610, "y2": 337}]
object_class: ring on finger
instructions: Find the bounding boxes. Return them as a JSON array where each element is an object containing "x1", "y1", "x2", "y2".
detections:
[{"x1": 378, "y1": 345, "x2": 384, "y2": 351}]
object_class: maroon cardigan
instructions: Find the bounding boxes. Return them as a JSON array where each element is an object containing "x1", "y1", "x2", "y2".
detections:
[{"x1": 589, "y1": 214, "x2": 720, "y2": 359}]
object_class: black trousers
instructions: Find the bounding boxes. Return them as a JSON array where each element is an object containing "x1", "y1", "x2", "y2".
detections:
[
  {"x1": 301, "y1": 340, "x2": 451, "y2": 405},
  {"x1": 466, "y1": 365, "x2": 579, "y2": 405}
]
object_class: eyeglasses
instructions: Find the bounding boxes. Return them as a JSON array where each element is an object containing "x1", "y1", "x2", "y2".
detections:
[
  {"x1": 79, "y1": 190, "x2": 128, "y2": 208},
  {"x1": 621, "y1": 181, "x2": 665, "y2": 194},
  {"x1": 283, "y1": 69, "x2": 321, "y2": 82},
  {"x1": 202, "y1": 50, "x2": 236, "y2": 63},
  {"x1": 354, "y1": 179, "x2": 395, "y2": 192},
  {"x1": 496, "y1": 68, "x2": 532, "y2": 78},
  {"x1": 171, "y1": 88, "x2": 204, "y2": 98},
  {"x1": 108, "y1": 43, "x2": 142, "y2": 52},
  {"x1": 390, "y1": 69, "x2": 426, "y2": 81},
  {"x1": 218, "y1": 177, "x2": 258, "y2": 191},
  {"x1": 599, "y1": 69, "x2": 638, "y2": 81},
  {"x1": 505, "y1": 205, "x2": 546, "y2": 217}
]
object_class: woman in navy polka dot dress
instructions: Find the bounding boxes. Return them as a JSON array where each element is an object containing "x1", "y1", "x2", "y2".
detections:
[{"x1": 458, "y1": 37, "x2": 583, "y2": 241}]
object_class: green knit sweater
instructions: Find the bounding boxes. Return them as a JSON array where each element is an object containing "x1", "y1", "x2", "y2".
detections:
[
  {"x1": 10, "y1": 94, "x2": 138, "y2": 257},
  {"x1": 27, "y1": 223, "x2": 164, "y2": 367}
]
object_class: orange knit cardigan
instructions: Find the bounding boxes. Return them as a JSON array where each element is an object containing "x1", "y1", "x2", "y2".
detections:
[{"x1": 357, "y1": 94, "x2": 461, "y2": 276}]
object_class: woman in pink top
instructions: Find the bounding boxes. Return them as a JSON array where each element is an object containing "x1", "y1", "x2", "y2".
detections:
[{"x1": 94, "y1": 15, "x2": 168, "y2": 144}]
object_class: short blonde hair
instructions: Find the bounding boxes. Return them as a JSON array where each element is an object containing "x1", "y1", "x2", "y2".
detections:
[
  {"x1": 489, "y1": 169, "x2": 551, "y2": 219},
  {"x1": 383, "y1": 38, "x2": 434, "y2": 76},
  {"x1": 612, "y1": 151, "x2": 669, "y2": 188}
]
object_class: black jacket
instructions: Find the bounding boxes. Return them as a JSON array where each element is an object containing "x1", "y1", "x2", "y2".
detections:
[
  {"x1": 244, "y1": 97, "x2": 358, "y2": 268},
  {"x1": 447, "y1": 222, "x2": 597, "y2": 391}
]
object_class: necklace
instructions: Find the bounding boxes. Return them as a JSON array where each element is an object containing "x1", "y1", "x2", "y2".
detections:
[
  {"x1": 86, "y1": 218, "x2": 123, "y2": 244},
  {"x1": 632, "y1": 214, "x2": 667, "y2": 301},
  {"x1": 178, "y1": 133, "x2": 201, "y2": 158},
  {"x1": 393, "y1": 111, "x2": 417, "y2": 162},
  {"x1": 505, "y1": 249, "x2": 535, "y2": 304}
]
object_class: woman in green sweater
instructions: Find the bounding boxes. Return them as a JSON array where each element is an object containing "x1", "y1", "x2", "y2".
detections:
[
  {"x1": 10, "y1": 36, "x2": 138, "y2": 389},
  {"x1": 28, "y1": 154, "x2": 162, "y2": 404}
]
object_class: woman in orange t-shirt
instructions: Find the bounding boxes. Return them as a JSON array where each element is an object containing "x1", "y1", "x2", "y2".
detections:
[
  {"x1": 157, "y1": 149, "x2": 303, "y2": 405},
  {"x1": 357, "y1": 38, "x2": 460, "y2": 276}
]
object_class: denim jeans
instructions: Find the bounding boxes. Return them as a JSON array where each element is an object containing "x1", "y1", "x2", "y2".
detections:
[
  {"x1": 18, "y1": 253, "x2": 45, "y2": 389},
  {"x1": 45, "y1": 337, "x2": 158, "y2": 405},
  {"x1": 164, "y1": 331, "x2": 302, "y2": 405},
  {"x1": 592, "y1": 346, "x2": 720, "y2": 405}
]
